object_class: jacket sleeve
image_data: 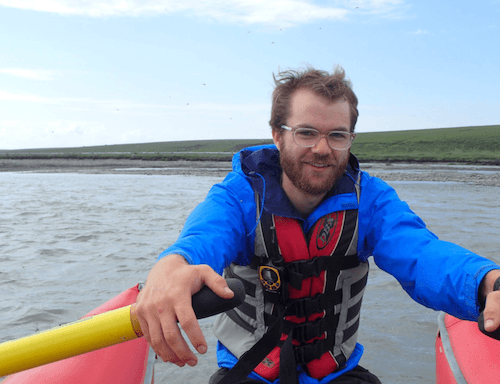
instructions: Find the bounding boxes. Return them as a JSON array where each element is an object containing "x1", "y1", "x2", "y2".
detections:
[
  {"x1": 157, "y1": 172, "x2": 257, "y2": 274},
  {"x1": 357, "y1": 173, "x2": 499, "y2": 321}
]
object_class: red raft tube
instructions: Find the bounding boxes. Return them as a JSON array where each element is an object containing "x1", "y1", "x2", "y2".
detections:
[
  {"x1": 1, "y1": 285, "x2": 155, "y2": 384},
  {"x1": 436, "y1": 311, "x2": 500, "y2": 384}
]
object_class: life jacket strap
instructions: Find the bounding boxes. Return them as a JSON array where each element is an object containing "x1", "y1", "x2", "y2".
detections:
[
  {"x1": 280, "y1": 329, "x2": 300, "y2": 384},
  {"x1": 287, "y1": 314, "x2": 339, "y2": 342},
  {"x1": 284, "y1": 290, "x2": 343, "y2": 318},
  {"x1": 287, "y1": 254, "x2": 360, "y2": 290},
  {"x1": 293, "y1": 336, "x2": 336, "y2": 365},
  {"x1": 216, "y1": 306, "x2": 286, "y2": 384}
]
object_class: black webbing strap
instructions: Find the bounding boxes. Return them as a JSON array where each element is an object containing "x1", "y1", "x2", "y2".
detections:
[
  {"x1": 284, "y1": 290, "x2": 342, "y2": 318},
  {"x1": 279, "y1": 328, "x2": 299, "y2": 384},
  {"x1": 287, "y1": 254, "x2": 360, "y2": 290},
  {"x1": 289, "y1": 313, "x2": 340, "y2": 342},
  {"x1": 225, "y1": 308, "x2": 257, "y2": 334},
  {"x1": 294, "y1": 336, "x2": 335, "y2": 365},
  {"x1": 225, "y1": 267, "x2": 257, "y2": 297},
  {"x1": 217, "y1": 307, "x2": 285, "y2": 384}
]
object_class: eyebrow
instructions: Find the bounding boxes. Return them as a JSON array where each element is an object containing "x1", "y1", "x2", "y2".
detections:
[{"x1": 295, "y1": 123, "x2": 350, "y2": 132}]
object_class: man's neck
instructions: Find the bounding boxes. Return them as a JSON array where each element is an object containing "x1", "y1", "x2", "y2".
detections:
[{"x1": 281, "y1": 176, "x2": 327, "y2": 218}]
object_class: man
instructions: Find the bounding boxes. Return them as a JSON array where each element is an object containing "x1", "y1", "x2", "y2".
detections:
[{"x1": 135, "y1": 66, "x2": 500, "y2": 383}]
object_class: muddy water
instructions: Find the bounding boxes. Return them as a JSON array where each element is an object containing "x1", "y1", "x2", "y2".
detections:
[{"x1": 1, "y1": 166, "x2": 499, "y2": 383}]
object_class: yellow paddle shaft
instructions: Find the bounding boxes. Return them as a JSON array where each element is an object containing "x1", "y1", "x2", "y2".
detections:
[{"x1": 0, "y1": 304, "x2": 143, "y2": 377}]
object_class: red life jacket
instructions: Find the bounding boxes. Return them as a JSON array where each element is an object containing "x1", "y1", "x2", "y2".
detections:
[
  {"x1": 213, "y1": 183, "x2": 368, "y2": 383},
  {"x1": 254, "y1": 210, "x2": 365, "y2": 380}
]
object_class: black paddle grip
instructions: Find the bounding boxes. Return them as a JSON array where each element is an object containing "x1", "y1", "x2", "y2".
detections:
[{"x1": 191, "y1": 278, "x2": 245, "y2": 320}]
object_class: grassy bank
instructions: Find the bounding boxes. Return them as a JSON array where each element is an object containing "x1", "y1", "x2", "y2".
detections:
[
  {"x1": 1, "y1": 125, "x2": 499, "y2": 164},
  {"x1": 351, "y1": 125, "x2": 499, "y2": 164},
  {"x1": 0, "y1": 139, "x2": 274, "y2": 162}
]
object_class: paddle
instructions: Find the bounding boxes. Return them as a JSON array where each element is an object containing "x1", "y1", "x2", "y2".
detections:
[{"x1": 0, "y1": 278, "x2": 245, "y2": 378}]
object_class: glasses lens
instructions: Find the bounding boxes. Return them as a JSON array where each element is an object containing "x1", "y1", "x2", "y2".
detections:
[
  {"x1": 294, "y1": 128, "x2": 319, "y2": 147},
  {"x1": 327, "y1": 131, "x2": 351, "y2": 149}
]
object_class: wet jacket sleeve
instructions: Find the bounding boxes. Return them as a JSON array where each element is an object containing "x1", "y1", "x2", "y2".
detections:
[
  {"x1": 157, "y1": 172, "x2": 257, "y2": 274},
  {"x1": 357, "y1": 173, "x2": 499, "y2": 321}
]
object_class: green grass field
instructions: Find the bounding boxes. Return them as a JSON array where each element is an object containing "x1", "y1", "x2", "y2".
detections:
[
  {"x1": 1, "y1": 125, "x2": 499, "y2": 164},
  {"x1": 351, "y1": 125, "x2": 499, "y2": 163}
]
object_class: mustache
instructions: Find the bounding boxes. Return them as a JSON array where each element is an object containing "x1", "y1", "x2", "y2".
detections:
[{"x1": 304, "y1": 154, "x2": 335, "y2": 164}]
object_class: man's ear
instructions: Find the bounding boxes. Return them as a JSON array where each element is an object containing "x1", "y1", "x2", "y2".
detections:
[{"x1": 272, "y1": 129, "x2": 281, "y2": 151}]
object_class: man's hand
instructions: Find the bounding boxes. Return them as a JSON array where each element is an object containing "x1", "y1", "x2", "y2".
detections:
[
  {"x1": 135, "y1": 254, "x2": 234, "y2": 366},
  {"x1": 481, "y1": 269, "x2": 500, "y2": 332}
]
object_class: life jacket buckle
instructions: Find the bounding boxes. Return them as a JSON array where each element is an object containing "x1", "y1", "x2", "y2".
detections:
[
  {"x1": 259, "y1": 265, "x2": 282, "y2": 292},
  {"x1": 292, "y1": 299, "x2": 309, "y2": 319},
  {"x1": 293, "y1": 342, "x2": 309, "y2": 365}
]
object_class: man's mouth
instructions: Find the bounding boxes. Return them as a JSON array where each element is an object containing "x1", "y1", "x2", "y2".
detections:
[{"x1": 306, "y1": 162, "x2": 332, "y2": 168}]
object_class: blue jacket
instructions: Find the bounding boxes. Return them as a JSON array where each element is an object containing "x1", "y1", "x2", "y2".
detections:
[{"x1": 159, "y1": 145, "x2": 498, "y2": 381}]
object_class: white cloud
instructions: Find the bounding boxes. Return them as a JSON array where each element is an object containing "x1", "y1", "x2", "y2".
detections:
[
  {"x1": 0, "y1": 0, "x2": 404, "y2": 26},
  {"x1": 0, "y1": 90, "x2": 54, "y2": 102},
  {"x1": 195, "y1": 0, "x2": 348, "y2": 27},
  {"x1": 412, "y1": 29, "x2": 429, "y2": 35},
  {"x1": 0, "y1": 68, "x2": 55, "y2": 80}
]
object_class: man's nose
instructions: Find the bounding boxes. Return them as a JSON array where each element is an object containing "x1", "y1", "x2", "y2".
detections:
[{"x1": 311, "y1": 136, "x2": 332, "y2": 154}]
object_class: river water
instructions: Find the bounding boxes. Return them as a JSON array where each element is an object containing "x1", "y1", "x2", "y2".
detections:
[{"x1": 1, "y1": 166, "x2": 499, "y2": 383}]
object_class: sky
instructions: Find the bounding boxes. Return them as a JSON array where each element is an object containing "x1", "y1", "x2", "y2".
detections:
[{"x1": 0, "y1": 0, "x2": 499, "y2": 150}]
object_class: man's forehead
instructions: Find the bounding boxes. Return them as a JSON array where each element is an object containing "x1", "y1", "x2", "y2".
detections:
[
  {"x1": 290, "y1": 89, "x2": 348, "y2": 110},
  {"x1": 288, "y1": 89, "x2": 351, "y2": 129}
]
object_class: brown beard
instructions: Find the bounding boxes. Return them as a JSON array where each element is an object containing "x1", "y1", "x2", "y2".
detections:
[{"x1": 279, "y1": 140, "x2": 349, "y2": 195}]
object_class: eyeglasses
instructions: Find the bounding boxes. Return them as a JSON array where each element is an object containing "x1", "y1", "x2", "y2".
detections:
[{"x1": 280, "y1": 125, "x2": 355, "y2": 150}]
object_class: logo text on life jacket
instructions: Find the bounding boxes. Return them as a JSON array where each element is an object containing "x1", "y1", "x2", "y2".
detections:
[
  {"x1": 316, "y1": 213, "x2": 339, "y2": 250},
  {"x1": 261, "y1": 357, "x2": 275, "y2": 368}
]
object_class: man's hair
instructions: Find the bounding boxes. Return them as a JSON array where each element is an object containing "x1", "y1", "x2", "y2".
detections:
[{"x1": 269, "y1": 65, "x2": 359, "y2": 134}]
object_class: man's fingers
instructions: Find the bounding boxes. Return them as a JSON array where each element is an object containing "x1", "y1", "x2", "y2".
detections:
[
  {"x1": 200, "y1": 265, "x2": 235, "y2": 300},
  {"x1": 176, "y1": 304, "x2": 208, "y2": 355},
  {"x1": 134, "y1": 258, "x2": 227, "y2": 367},
  {"x1": 136, "y1": 298, "x2": 195, "y2": 365},
  {"x1": 143, "y1": 314, "x2": 173, "y2": 362},
  {"x1": 160, "y1": 324, "x2": 197, "y2": 365},
  {"x1": 156, "y1": 299, "x2": 199, "y2": 364}
]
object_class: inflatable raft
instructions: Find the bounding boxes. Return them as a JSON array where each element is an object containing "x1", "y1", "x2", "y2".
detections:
[
  {"x1": 436, "y1": 311, "x2": 500, "y2": 384},
  {"x1": 1, "y1": 285, "x2": 155, "y2": 384}
]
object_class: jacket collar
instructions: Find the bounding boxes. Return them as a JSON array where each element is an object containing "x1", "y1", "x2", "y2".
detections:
[{"x1": 233, "y1": 145, "x2": 360, "y2": 220}]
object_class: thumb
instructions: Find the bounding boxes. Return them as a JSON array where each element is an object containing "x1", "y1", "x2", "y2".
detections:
[
  {"x1": 479, "y1": 291, "x2": 500, "y2": 338},
  {"x1": 479, "y1": 311, "x2": 500, "y2": 340},
  {"x1": 484, "y1": 318, "x2": 497, "y2": 332}
]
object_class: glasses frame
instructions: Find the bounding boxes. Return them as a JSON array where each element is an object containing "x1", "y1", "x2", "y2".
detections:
[{"x1": 280, "y1": 125, "x2": 355, "y2": 150}]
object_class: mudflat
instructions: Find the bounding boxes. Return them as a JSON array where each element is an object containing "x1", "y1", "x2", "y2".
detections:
[
  {"x1": 1, "y1": 158, "x2": 499, "y2": 187},
  {"x1": 0, "y1": 158, "x2": 233, "y2": 177}
]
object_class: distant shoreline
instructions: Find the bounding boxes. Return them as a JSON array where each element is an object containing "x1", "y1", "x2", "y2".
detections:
[
  {"x1": 0, "y1": 158, "x2": 233, "y2": 177},
  {"x1": 2, "y1": 158, "x2": 500, "y2": 187}
]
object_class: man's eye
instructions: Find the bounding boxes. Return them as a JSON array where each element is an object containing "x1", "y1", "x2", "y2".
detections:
[
  {"x1": 296, "y1": 130, "x2": 317, "y2": 137},
  {"x1": 328, "y1": 132, "x2": 347, "y2": 139}
]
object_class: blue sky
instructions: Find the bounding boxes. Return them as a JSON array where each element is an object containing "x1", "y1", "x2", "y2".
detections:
[{"x1": 0, "y1": 0, "x2": 499, "y2": 150}]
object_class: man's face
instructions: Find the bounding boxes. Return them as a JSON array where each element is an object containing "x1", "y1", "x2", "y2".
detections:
[{"x1": 273, "y1": 88, "x2": 352, "y2": 197}]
